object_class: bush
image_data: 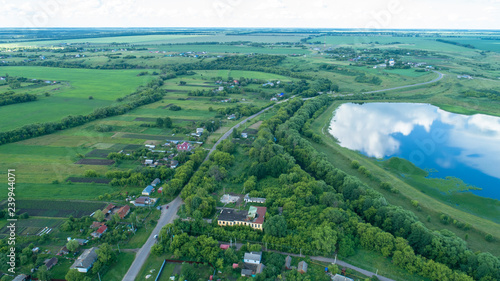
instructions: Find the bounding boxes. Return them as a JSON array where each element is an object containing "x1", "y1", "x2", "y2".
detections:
[
  {"x1": 169, "y1": 105, "x2": 182, "y2": 111},
  {"x1": 95, "y1": 124, "x2": 113, "y2": 132},
  {"x1": 351, "y1": 160, "x2": 360, "y2": 169},
  {"x1": 485, "y1": 233, "x2": 494, "y2": 242}
]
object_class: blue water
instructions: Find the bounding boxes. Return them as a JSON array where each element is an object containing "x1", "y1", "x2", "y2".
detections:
[{"x1": 329, "y1": 102, "x2": 500, "y2": 200}]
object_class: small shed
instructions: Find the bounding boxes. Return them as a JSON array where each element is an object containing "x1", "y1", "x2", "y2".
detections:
[{"x1": 285, "y1": 255, "x2": 292, "y2": 270}]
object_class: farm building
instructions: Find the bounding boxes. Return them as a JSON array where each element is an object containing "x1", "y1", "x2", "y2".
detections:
[
  {"x1": 44, "y1": 257, "x2": 58, "y2": 270},
  {"x1": 217, "y1": 206, "x2": 266, "y2": 230},
  {"x1": 151, "y1": 178, "x2": 161, "y2": 186},
  {"x1": 142, "y1": 185, "x2": 154, "y2": 196},
  {"x1": 70, "y1": 247, "x2": 98, "y2": 273},
  {"x1": 134, "y1": 196, "x2": 151, "y2": 206},
  {"x1": 91, "y1": 225, "x2": 107, "y2": 238},
  {"x1": 298, "y1": 261, "x2": 308, "y2": 273},
  {"x1": 177, "y1": 142, "x2": 193, "y2": 151},
  {"x1": 116, "y1": 205, "x2": 130, "y2": 219}
]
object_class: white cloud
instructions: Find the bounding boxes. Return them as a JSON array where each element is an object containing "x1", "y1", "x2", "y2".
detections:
[{"x1": 0, "y1": 0, "x2": 498, "y2": 28}]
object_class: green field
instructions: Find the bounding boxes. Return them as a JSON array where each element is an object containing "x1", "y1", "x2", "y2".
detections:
[{"x1": 0, "y1": 66, "x2": 154, "y2": 131}]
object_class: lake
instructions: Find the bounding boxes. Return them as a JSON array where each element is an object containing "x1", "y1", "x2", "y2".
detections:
[{"x1": 329, "y1": 102, "x2": 500, "y2": 200}]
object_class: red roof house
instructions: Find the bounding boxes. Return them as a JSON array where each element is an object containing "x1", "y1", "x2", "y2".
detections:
[
  {"x1": 91, "y1": 225, "x2": 107, "y2": 238},
  {"x1": 176, "y1": 142, "x2": 193, "y2": 151},
  {"x1": 116, "y1": 205, "x2": 130, "y2": 219}
]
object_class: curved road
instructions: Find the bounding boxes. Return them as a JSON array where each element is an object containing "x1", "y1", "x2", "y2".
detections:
[
  {"x1": 123, "y1": 71, "x2": 445, "y2": 280},
  {"x1": 361, "y1": 70, "x2": 444, "y2": 94}
]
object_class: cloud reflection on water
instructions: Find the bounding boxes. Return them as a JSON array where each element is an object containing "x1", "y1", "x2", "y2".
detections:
[{"x1": 329, "y1": 103, "x2": 500, "y2": 180}]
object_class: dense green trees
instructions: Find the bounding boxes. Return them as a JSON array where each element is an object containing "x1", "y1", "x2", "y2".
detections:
[{"x1": 0, "y1": 91, "x2": 37, "y2": 106}]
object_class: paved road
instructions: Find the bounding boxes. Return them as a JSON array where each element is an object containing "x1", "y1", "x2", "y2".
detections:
[
  {"x1": 204, "y1": 97, "x2": 292, "y2": 162},
  {"x1": 361, "y1": 70, "x2": 444, "y2": 94},
  {"x1": 122, "y1": 196, "x2": 183, "y2": 281}
]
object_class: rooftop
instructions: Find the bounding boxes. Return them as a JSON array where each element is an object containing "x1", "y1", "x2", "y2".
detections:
[{"x1": 70, "y1": 247, "x2": 98, "y2": 270}]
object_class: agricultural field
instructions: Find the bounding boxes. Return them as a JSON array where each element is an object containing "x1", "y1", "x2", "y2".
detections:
[
  {"x1": 0, "y1": 66, "x2": 156, "y2": 131},
  {"x1": 1, "y1": 29, "x2": 499, "y2": 281}
]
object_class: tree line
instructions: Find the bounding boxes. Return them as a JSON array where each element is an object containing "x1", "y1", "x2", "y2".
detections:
[{"x1": 0, "y1": 82, "x2": 164, "y2": 146}]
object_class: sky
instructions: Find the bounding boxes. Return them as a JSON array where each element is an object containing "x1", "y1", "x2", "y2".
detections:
[{"x1": 0, "y1": 0, "x2": 499, "y2": 30}]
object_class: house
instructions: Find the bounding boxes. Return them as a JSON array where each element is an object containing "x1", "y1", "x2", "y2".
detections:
[
  {"x1": 134, "y1": 196, "x2": 151, "y2": 207},
  {"x1": 218, "y1": 206, "x2": 266, "y2": 230},
  {"x1": 270, "y1": 97, "x2": 278, "y2": 101},
  {"x1": 241, "y1": 133, "x2": 248, "y2": 139},
  {"x1": 32, "y1": 247, "x2": 39, "y2": 253},
  {"x1": 91, "y1": 225, "x2": 107, "y2": 238},
  {"x1": 227, "y1": 114, "x2": 236, "y2": 120},
  {"x1": 151, "y1": 178, "x2": 161, "y2": 187},
  {"x1": 298, "y1": 261, "x2": 308, "y2": 273},
  {"x1": 44, "y1": 257, "x2": 58, "y2": 270},
  {"x1": 233, "y1": 263, "x2": 239, "y2": 269},
  {"x1": 244, "y1": 252, "x2": 262, "y2": 264},
  {"x1": 91, "y1": 221, "x2": 105, "y2": 229},
  {"x1": 196, "y1": 128, "x2": 204, "y2": 136},
  {"x1": 244, "y1": 194, "x2": 266, "y2": 204},
  {"x1": 145, "y1": 144, "x2": 156, "y2": 149},
  {"x1": 144, "y1": 159, "x2": 154, "y2": 165},
  {"x1": 219, "y1": 244, "x2": 230, "y2": 250},
  {"x1": 142, "y1": 185, "x2": 154, "y2": 196},
  {"x1": 332, "y1": 274, "x2": 354, "y2": 281},
  {"x1": 103, "y1": 203, "x2": 115, "y2": 214},
  {"x1": 177, "y1": 142, "x2": 193, "y2": 151},
  {"x1": 170, "y1": 160, "x2": 179, "y2": 168},
  {"x1": 157, "y1": 186, "x2": 163, "y2": 193},
  {"x1": 70, "y1": 247, "x2": 98, "y2": 273},
  {"x1": 117, "y1": 205, "x2": 130, "y2": 219},
  {"x1": 285, "y1": 256, "x2": 292, "y2": 270},
  {"x1": 12, "y1": 274, "x2": 27, "y2": 281}
]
